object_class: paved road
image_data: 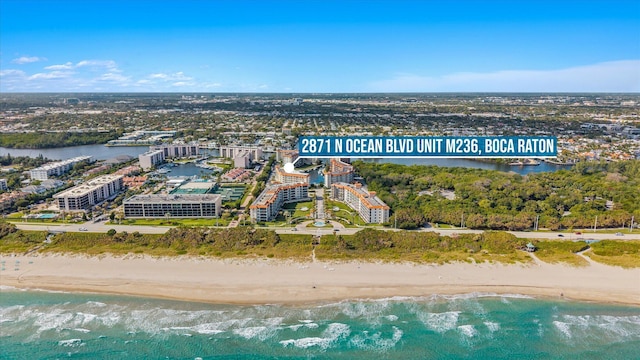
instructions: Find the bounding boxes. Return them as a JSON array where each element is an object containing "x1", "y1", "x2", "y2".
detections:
[{"x1": 13, "y1": 222, "x2": 640, "y2": 240}]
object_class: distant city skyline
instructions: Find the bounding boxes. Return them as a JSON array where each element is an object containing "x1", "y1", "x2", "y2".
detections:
[{"x1": 1, "y1": 0, "x2": 638, "y2": 93}]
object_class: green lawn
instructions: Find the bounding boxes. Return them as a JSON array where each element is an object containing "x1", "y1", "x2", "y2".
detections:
[
  {"x1": 281, "y1": 201, "x2": 314, "y2": 219},
  {"x1": 324, "y1": 200, "x2": 367, "y2": 226},
  {"x1": 112, "y1": 217, "x2": 232, "y2": 227}
]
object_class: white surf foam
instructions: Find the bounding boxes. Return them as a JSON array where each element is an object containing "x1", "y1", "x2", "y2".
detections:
[
  {"x1": 553, "y1": 321, "x2": 572, "y2": 338},
  {"x1": 418, "y1": 311, "x2": 460, "y2": 333},
  {"x1": 350, "y1": 326, "x2": 403, "y2": 351},
  {"x1": 279, "y1": 322, "x2": 351, "y2": 350},
  {"x1": 458, "y1": 325, "x2": 477, "y2": 338},
  {"x1": 484, "y1": 321, "x2": 500, "y2": 332},
  {"x1": 58, "y1": 338, "x2": 83, "y2": 347}
]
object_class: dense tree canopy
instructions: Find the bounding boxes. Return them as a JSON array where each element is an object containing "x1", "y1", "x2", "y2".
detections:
[
  {"x1": 354, "y1": 160, "x2": 640, "y2": 230},
  {"x1": 0, "y1": 131, "x2": 121, "y2": 149}
]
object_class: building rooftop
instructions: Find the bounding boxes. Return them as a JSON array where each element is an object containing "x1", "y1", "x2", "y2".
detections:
[
  {"x1": 274, "y1": 165, "x2": 310, "y2": 178},
  {"x1": 333, "y1": 182, "x2": 389, "y2": 209},
  {"x1": 250, "y1": 183, "x2": 307, "y2": 209},
  {"x1": 54, "y1": 174, "x2": 123, "y2": 198},
  {"x1": 125, "y1": 194, "x2": 222, "y2": 204},
  {"x1": 31, "y1": 156, "x2": 92, "y2": 172}
]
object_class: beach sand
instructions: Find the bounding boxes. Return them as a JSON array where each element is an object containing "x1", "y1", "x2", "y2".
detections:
[{"x1": 1, "y1": 253, "x2": 639, "y2": 305}]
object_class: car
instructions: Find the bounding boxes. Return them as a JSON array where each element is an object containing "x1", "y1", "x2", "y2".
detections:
[
  {"x1": 291, "y1": 228, "x2": 298, "y2": 231},
  {"x1": 575, "y1": 232, "x2": 582, "y2": 235},
  {"x1": 615, "y1": 232, "x2": 624, "y2": 236},
  {"x1": 79, "y1": 227, "x2": 88, "y2": 231},
  {"x1": 557, "y1": 234, "x2": 564, "y2": 237}
]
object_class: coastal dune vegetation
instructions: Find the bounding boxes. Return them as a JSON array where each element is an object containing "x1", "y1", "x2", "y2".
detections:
[{"x1": 1, "y1": 223, "x2": 638, "y2": 267}]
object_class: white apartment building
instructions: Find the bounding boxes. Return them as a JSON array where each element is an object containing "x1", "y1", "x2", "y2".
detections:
[
  {"x1": 330, "y1": 182, "x2": 389, "y2": 224},
  {"x1": 150, "y1": 142, "x2": 199, "y2": 159},
  {"x1": 29, "y1": 156, "x2": 93, "y2": 180},
  {"x1": 0, "y1": 178, "x2": 7, "y2": 192},
  {"x1": 54, "y1": 174, "x2": 124, "y2": 211},
  {"x1": 219, "y1": 145, "x2": 263, "y2": 161},
  {"x1": 139, "y1": 150, "x2": 165, "y2": 170},
  {"x1": 249, "y1": 183, "x2": 309, "y2": 222},
  {"x1": 124, "y1": 194, "x2": 221, "y2": 218},
  {"x1": 233, "y1": 151, "x2": 252, "y2": 168},
  {"x1": 274, "y1": 165, "x2": 310, "y2": 185}
]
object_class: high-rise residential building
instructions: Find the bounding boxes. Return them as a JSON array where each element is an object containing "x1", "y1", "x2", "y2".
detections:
[
  {"x1": 124, "y1": 194, "x2": 222, "y2": 218},
  {"x1": 330, "y1": 182, "x2": 389, "y2": 224},
  {"x1": 150, "y1": 142, "x2": 199, "y2": 159},
  {"x1": 274, "y1": 165, "x2": 310, "y2": 185},
  {"x1": 54, "y1": 174, "x2": 124, "y2": 211},
  {"x1": 139, "y1": 150, "x2": 165, "y2": 170},
  {"x1": 323, "y1": 159, "x2": 354, "y2": 188},
  {"x1": 0, "y1": 178, "x2": 7, "y2": 192},
  {"x1": 249, "y1": 183, "x2": 309, "y2": 222},
  {"x1": 219, "y1": 145, "x2": 263, "y2": 161},
  {"x1": 29, "y1": 156, "x2": 93, "y2": 180},
  {"x1": 233, "y1": 151, "x2": 252, "y2": 168}
]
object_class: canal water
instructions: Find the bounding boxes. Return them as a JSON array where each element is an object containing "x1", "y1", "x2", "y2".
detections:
[{"x1": 0, "y1": 145, "x2": 570, "y2": 175}]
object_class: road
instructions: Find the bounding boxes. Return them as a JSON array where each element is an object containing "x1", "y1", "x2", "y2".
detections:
[{"x1": 13, "y1": 222, "x2": 640, "y2": 240}]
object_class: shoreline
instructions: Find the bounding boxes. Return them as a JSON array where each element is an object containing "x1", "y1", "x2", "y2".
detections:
[{"x1": 1, "y1": 253, "x2": 639, "y2": 306}]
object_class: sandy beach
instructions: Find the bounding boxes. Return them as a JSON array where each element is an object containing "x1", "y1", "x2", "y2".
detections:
[{"x1": 1, "y1": 253, "x2": 639, "y2": 305}]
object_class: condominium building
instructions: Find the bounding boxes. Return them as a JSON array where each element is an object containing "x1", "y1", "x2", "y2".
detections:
[
  {"x1": 330, "y1": 182, "x2": 389, "y2": 224},
  {"x1": 233, "y1": 151, "x2": 252, "y2": 168},
  {"x1": 0, "y1": 178, "x2": 7, "y2": 192},
  {"x1": 275, "y1": 149, "x2": 309, "y2": 166},
  {"x1": 219, "y1": 145, "x2": 263, "y2": 161},
  {"x1": 139, "y1": 149, "x2": 165, "y2": 170},
  {"x1": 123, "y1": 194, "x2": 221, "y2": 218},
  {"x1": 150, "y1": 142, "x2": 199, "y2": 159},
  {"x1": 54, "y1": 174, "x2": 124, "y2": 211},
  {"x1": 249, "y1": 183, "x2": 310, "y2": 222},
  {"x1": 274, "y1": 165, "x2": 310, "y2": 185},
  {"x1": 29, "y1": 156, "x2": 93, "y2": 180},
  {"x1": 324, "y1": 159, "x2": 354, "y2": 187}
]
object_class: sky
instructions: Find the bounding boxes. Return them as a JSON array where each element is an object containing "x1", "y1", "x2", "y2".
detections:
[{"x1": 1, "y1": 0, "x2": 639, "y2": 93}]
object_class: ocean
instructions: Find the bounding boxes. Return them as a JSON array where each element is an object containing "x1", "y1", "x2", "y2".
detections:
[{"x1": 1, "y1": 288, "x2": 639, "y2": 359}]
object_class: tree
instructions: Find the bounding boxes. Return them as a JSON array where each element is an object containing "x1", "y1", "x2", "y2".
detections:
[{"x1": 106, "y1": 229, "x2": 117, "y2": 236}]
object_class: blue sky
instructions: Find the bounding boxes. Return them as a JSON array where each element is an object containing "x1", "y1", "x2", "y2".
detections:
[{"x1": 1, "y1": 0, "x2": 638, "y2": 92}]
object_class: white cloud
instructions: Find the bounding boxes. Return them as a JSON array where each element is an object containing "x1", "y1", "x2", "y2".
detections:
[
  {"x1": 148, "y1": 71, "x2": 193, "y2": 81},
  {"x1": 76, "y1": 60, "x2": 118, "y2": 70},
  {"x1": 45, "y1": 62, "x2": 74, "y2": 70},
  {"x1": 370, "y1": 60, "x2": 640, "y2": 92},
  {"x1": 12, "y1": 56, "x2": 47, "y2": 64},
  {"x1": 0, "y1": 60, "x2": 225, "y2": 92},
  {"x1": 95, "y1": 72, "x2": 130, "y2": 82},
  {"x1": 0, "y1": 69, "x2": 26, "y2": 77},
  {"x1": 28, "y1": 71, "x2": 73, "y2": 80},
  {"x1": 172, "y1": 81, "x2": 195, "y2": 87}
]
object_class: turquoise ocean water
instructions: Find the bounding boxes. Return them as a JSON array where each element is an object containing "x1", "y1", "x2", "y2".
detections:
[{"x1": 1, "y1": 288, "x2": 639, "y2": 359}]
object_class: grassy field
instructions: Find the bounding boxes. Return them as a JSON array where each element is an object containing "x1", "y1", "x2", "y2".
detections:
[
  {"x1": 585, "y1": 240, "x2": 640, "y2": 268},
  {"x1": 0, "y1": 230, "x2": 47, "y2": 253},
  {"x1": 532, "y1": 240, "x2": 590, "y2": 267}
]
